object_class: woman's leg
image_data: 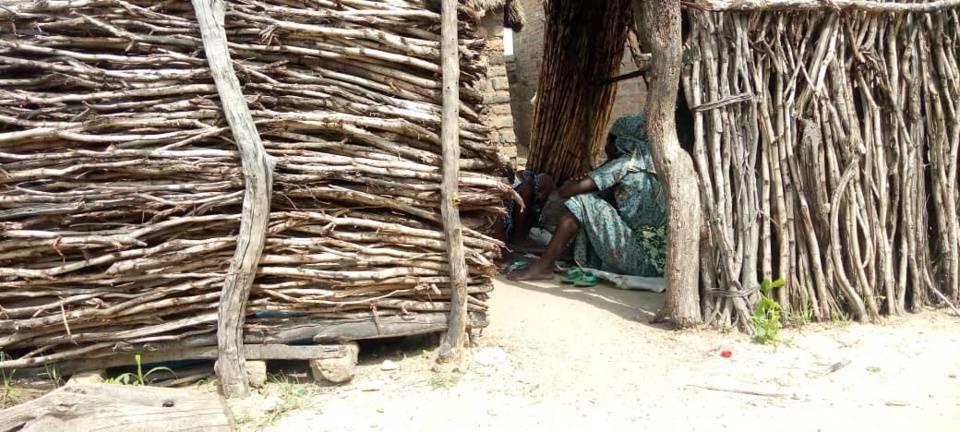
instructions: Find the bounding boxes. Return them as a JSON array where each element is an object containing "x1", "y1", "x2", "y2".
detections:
[
  {"x1": 509, "y1": 173, "x2": 538, "y2": 243},
  {"x1": 490, "y1": 215, "x2": 508, "y2": 244},
  {"x1": 507, "y1": 208, "x2": 580, "y2": 281},
  {"x1": 511, "y1": 174, "x2": 556, "y2": 253}
]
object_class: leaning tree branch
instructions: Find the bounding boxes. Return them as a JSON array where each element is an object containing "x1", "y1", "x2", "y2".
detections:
[{"x1": 193, "y1": 0, "x2": 274, "y2": 398}]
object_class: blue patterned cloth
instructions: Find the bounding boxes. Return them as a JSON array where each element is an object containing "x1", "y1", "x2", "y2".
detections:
[
  {"x1": 503, "y1": 169, "x2": 544, "y2": 240},
  {"x1": 564, "y1": 111, "x2": 667, "y2": 276}
]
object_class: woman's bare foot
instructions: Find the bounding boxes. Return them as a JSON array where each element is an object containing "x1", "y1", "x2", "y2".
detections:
[{"x1": 506, "y1": 262, "x2": 555, "y2": 281}]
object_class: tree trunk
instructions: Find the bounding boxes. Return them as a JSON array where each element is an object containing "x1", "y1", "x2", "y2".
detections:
[{"x1": 633, "y1": 0, "x2": 702, "y2": 328}]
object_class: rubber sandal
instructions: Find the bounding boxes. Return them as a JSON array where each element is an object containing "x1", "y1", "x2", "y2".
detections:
[
  {"x1": 573, "y1": 274, "x2": 600, "y2": 287},
  {"x1": 560, "y1": 267, "x2": 584, "y2": 284}
]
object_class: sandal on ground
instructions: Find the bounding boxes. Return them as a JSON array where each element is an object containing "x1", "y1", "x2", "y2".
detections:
[
  {"x1": 573, "y1": 273, "x2": 600, "y2": 288},
  {"x1": 560, "y1": 267, "x2": 585, "y2": 284}
]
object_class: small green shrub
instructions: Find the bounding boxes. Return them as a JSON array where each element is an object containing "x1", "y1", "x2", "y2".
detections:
[
  {"x1": 428, "y1": 374, "x2": 459, "y2": 390},
  {"x1": 0, "y1": 353, "x2": 25, "y2": 407},
  {"x1": 750, "y1": 279, "x2": 784, "y2": 344}
]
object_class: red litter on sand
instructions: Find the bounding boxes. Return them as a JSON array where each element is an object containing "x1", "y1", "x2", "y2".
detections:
[{"x1": 721, "y1": 350, "x2": 733, "y2": 358}]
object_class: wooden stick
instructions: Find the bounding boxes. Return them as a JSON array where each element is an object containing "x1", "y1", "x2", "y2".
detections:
[
  {"x1": 193, "y1": 0, "x2": 274, "y2": 399},
  {"x1": 685, "y1": 384, "x2": 788, "y2": 398},
  {"x1": 930, "y1": 286, "x2": 960, "y2": 318},
  {"x1": 436, "y1": 0, "x2": 468, "y2": 363}
]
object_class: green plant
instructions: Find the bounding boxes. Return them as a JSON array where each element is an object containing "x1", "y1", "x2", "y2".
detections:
[
  {"x1": 428, "y1": 374, "x2": 459, "y2": 390},
  {"x1": 255, "y1": 373, "x2": 314, "y2": 430},
  {"x1": 43, "y1": 363, "x2": 62, "y2": 389},
  {"x1": 788, "y1": 288, "x2": 815, "y2": 327},
  {"x1": 750, "y1": 278, "x2": 785, "y2": 344},
  {"x1": 104, "y1": 354, "x2": 175, "y2": 386},
  {"x1": 866, "y1": 366, "x2": 881, "y2": 373},
  {"x1": 789, "y1": 303, "x2": 814, "y2": 327},
  {"x1": 0, "y1": 353, "x2": 25, "y2": 407}
]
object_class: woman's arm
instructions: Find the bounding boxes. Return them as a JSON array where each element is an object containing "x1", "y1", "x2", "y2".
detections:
[
  {"x1": 559, "y1": 176, "x2": 598, "y2": 199},
  {"x1": 561, "y1": 156, "x2": 633, "y2": 199}
]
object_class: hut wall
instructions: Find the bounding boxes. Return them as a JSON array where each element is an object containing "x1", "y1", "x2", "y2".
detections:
[
  {"x1": 508, "y1": 0, "x2": 647, "y2": 167},
  {"x1": 0, "y1": 0, "x2": 511, "y2": 369},
  {"x1": 476, "y1": 11, "x2": 522, "y2": 167},
  {"x1": 685, "y1": 10, "x2": 960, "y2": 326}
]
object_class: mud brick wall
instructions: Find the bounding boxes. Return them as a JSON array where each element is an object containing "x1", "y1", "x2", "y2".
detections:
[{"x1": 477, "y1": 12, "x2": 520, "y2": 167}]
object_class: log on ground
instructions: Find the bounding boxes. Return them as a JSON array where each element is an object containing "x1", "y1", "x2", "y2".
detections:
[{"x1": 0, "y1": 383, "x2": 234, "y2": 432}]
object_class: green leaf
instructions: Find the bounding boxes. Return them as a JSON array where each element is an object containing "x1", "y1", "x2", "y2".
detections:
[
  {"x1": 760, "y1": 279, "x2": 772, "y2": 292},
  {"x1": 143, "y1": 366, "x2": 176, "y2": 383},
  {"x1": 772, "y1": 278, "x2": 786, "y2": 289}
]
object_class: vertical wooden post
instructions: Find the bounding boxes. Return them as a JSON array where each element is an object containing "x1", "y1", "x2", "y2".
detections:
[
  {"x1": 436, "y1": 0, "x2": 469, "y2": 361},
  {"x1": 193, "y1": 0, "x2": 273, "y2": 398}
]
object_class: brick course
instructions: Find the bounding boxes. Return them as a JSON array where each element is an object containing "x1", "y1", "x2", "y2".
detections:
[{"x1": 478, "y1": 12, "x2": 520, "y2": 167}]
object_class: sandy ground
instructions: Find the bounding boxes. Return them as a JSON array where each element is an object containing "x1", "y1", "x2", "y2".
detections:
[{"x1": 228, "y1": 277, "x2": 960, "y2": 432}]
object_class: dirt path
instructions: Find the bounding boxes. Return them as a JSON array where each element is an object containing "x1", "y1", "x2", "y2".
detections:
[{"x1": 233, "y1": 277, "x2": 960, "y2": 431}]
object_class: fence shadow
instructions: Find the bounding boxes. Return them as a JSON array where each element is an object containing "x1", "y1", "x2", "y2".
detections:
[{"x1": 496, "y1": 275, "x2": 668, "y2": 329}]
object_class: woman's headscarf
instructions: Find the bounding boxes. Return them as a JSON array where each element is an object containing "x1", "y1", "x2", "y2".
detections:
[{"x1": 608, "y1": 110, "x2": 648, "y2": 157}]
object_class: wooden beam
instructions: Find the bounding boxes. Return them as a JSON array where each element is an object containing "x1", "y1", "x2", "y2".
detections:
[
  {"x1": 25, "y1": 345, "x2": 346, "y2": 378},
  {"x1": 310, "y1": 312, "x2": 455, "y2": 342},
  {"x1": 693, "y1": 0, "x2": 960, "y2": 12},
  {"x1": 594, "y1": 68, "x2": 647, "y2": 86},
  {"x1": 0, "y1": 384, "x2": 234, "y2": 432},
  {"x1": 192, "y1": 0, "x2": 273, "y2": 399},
  {"x1": 436, "y1": 0, "x2": 469, "y2": 362},
  {"x1": 15, "y1": 313, "x2": 489, "y2": 378}
]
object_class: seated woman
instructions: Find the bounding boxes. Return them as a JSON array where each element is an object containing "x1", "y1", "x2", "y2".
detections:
[
  {"x1": 491, "y1": 169, "x2": 556, "y2": 253},
  {"x1": 508, "y1": 111, "x2": 666, "y2": 281}
]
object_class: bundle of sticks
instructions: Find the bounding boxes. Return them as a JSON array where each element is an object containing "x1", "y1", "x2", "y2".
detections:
[
  {"x1": 0, "y1": 0, "x2": 512, "y2": 368},
  {"x1": 684, "y1": 8, "x2": 960, "y2": 329}
]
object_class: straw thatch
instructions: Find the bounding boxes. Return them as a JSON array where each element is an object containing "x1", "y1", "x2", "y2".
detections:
[{"x1": 428, "y1": 0, "x2": 527, "y2": 29}]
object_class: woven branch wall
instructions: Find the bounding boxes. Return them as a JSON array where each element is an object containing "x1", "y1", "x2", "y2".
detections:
[
  {"x1": 686, "y1": 9, "x2": 960, "y2": 328},
  {"x1": 0, "y1": 0, "x2": 511, "y2": 369}
]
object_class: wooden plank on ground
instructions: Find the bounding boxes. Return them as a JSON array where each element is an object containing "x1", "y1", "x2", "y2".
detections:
[{"x1": 0, "y1": 383, "x2": 234, "y2": 432}]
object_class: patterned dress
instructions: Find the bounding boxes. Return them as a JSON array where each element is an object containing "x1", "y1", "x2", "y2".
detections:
[
  {"x1": 503, "y1": 170, "x2": 545, "y2": 240},
  {"x1": 564, "y1": 112, "x2": 667, "y2": 277}
]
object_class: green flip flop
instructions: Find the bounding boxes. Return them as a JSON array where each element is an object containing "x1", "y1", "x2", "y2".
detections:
[
  {"x1": 560, "y1": 267, "x2": 585, "y2": 284},
  {"x1": 573, "y1": 273, "x2": 600, "y2": 287}
]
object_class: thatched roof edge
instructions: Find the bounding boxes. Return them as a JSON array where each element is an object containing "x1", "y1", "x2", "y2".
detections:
[{"x1": 468, "y1": 0, "x2": 527, "y2": 30}]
